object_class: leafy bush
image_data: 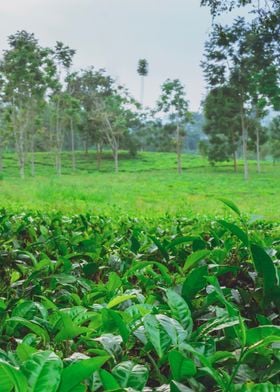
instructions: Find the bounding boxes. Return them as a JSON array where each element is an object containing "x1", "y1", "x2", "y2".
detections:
[{"x1": 0, "y1": 201, "x2": 279, "y2": 391}]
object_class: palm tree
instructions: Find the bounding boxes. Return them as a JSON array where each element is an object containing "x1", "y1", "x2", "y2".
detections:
[{"x1": 137, "y1": 59, "x2": 149, "y2": 106}]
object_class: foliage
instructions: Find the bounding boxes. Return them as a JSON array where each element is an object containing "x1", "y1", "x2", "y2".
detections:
[
  {"x1": 0, "y1": 201, "x2": 279, "y2": 390},
  {"x1": 201, "y1": 0, "x2": 280, "y2": 178},
  {"x1": 137, "y1": 59, "x2": 149, "y2": 106},
  {"x1": 203, "y1": 85, "x2": 240, "y2": 165},
  {"x1": 157, "y1": 79, "x2": 191, "y2": 174},
  {"x1": 0, "y1": 30, "x2": 57, "y2": 178},
  {"x1": 137, "y1": 59, "x2": 149, "y2": 77},
  {"x1": 269, "y1": 116, "x2": 280, "y2": 162}
]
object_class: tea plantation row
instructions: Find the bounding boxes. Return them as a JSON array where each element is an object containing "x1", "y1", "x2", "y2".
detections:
[{"x1": 0, "y1": 202, "x2": 279, "y2": 391}]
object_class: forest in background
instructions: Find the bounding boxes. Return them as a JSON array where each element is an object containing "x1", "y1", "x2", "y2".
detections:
[{"x1": 0, "y1": 0, "x2": 279, "y2": 179}]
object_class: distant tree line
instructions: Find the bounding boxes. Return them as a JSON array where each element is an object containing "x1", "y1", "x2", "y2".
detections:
[
  {"x1": 0, "y1": 32, "x2": 194, "y2": 177},
  {"x1": 0, "y1": 0, "x2": 279, "y2": 179}
]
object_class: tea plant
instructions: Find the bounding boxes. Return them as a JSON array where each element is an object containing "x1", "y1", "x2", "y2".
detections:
[{"x1": 0, "y1": 201, "x2": 279, "y2": 391}]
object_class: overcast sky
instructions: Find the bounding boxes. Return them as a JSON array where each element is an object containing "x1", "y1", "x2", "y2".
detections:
[{"x1": 0, "y1": 0, "x2": 245, "y2": 111}]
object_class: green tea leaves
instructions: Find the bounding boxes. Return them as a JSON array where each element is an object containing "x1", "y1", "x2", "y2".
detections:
[{"x1": 21, "y1": 351, "x2": 62, "y2": 392}]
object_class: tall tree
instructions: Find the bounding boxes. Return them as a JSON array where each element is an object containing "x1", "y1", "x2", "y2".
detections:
[
  {"x1": 60, "y1": 72, "x2": 83, "y2": 172},
  {"x1": 97, "y1": 88, "x2": 137, "y2": 173},
  {"x1": 0, "y1": 30, "x2": 56, "y2": 178},
  {"x1": 157, "y1": 79, "x2": 191, "y2": 174},
  {"x1": 69, "y1": 67, "x2": 114, "y2": 169},
  {"x1": 203, "y1": 85, "x2": 241, "y2": 170},
  {"x1": 202, "y1": 17, "x2": 279, "y2": 179},
  {"x1": 51, "y1": 41, "x2": 76, "y2": 175},
  {"x1": 137, "y1": 59, "x2": 149, "y2": 107}
]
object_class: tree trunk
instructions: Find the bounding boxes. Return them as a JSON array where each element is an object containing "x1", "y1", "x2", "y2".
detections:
[
  {"x1": 256, "y1": 126, "x2": 261, "y2": 173},
  {"x1": 233, "y1": 151, "x2": 238, "y2": 172},
  {"x1": 176, "y1": 123, "x2": 182, "y2": 174},
  {"x1": 0, "y1": 150, "x2": 3, "y2": 173},
  {"x1": 70, "y1": 118, "x2": 76, "y2": 172},
  {"x1": 31, "y1": 154, "x2": 35, "y2": 177},
  {"x1": 30, "y1": 137, "x2": 35, "y2": 177},
  {"x1": 55, "y1": 98, "x2": 62, "y2": 176},
  {"x1": 19, "y1": 127, "x2": 25, "y2": 179},
  {"x1": 31, "y1": 151, "x2": 35, "y2": 177},
  {"x1": 140, "y1": 76, "x2": 144, "y2": 106},
  {"x1": 96, "y1": 143, "x2": 103, "y2": 171},
  {"x1": 56, "y1": 153, "x2": 61, "y2": 176},
  {"x1": 19, "y1": 156, "x2": 25, "y2": 179},
  {"x1": 113, "y1": 148, "x2": 119, "y2": 173},
  {"x1": 84, "y1": 133, "x2": 89, "y2": 155},
  {"x1": 12, "y1": 102, "x2": 26, "y2": 179},
  {"x1": 240, "y1": 106, "x2": 248, "y2": 181}
]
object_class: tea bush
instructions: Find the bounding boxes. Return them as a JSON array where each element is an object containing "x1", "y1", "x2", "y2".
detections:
[{"x1": 0, "y1": 201, "x2": 279, "y2": 391}]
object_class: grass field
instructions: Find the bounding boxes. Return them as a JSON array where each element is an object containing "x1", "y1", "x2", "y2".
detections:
[{"x1": 0, "y1": 151, "x2": 279, "y2": 219}]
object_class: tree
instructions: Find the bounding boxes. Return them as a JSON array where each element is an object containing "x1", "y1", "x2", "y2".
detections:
[
  {"x1": 0, "y1": 105, "x2": 11, "y2": 173},
  {"x1": 97, "y1": 89, "x2": 137, "y2": 173},
  {"x1": 157, "y1": 79, "x2": 191, "y2": 174},
  {"x1": 136, "y1": 119, "x2": 175, "y2": 152},
  {"x1": 71, "y1": 67, "x2": 139, "y2": 172},
  {"x1": 202, "y1": 17, "x2": 279, "y2": 179},
  {"x1": 0, "y1": 30, "x2": 56, "y2": 178},
  {"x1": 28, "y1": 102, "x2": 45, "y2": 176},
  {"x1": 202, "y1": 21, "x2": 249, "y2": 179},
  {"x1": 246, "y1": 108, "x2": 268, "y2": 173},
  {"x1": 243, "y1": 23, "x2": 279, "y2": 172},
  {"x1": 185, "y1": 112, "x2": 205, "y2": 152},
  {"x1": 137, "y1": 59, "x2": 149, "y2": 107},
  {"x1": 200, "y1": 0, "x2": 280, "y2": 31},
  {"x1": 201, "y1": 0, "x2": 280, "y2": 177},
  {"x1": 51, "y1": 41, "x2": 76, "y2": 175},
  {"x1": 69, "y1": 67, "x2": 115, "y2": 169},
  {"x1": 198, "y1": 139, "x2": 209, "y2": 159},
  {"x1": 269, "y1": 116, "x2": 280, "y2": 164},
  {"x1": 203, "y1": 86, "x2": 241, "y2": 170}
]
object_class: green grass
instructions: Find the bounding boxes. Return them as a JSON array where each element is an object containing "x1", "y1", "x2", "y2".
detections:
[{"x1": 0, "y1": 150, "x2": 279, "y2": 219}]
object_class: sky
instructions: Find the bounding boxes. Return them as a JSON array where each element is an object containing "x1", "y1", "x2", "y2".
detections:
[{"x1": 0, "y1": 0, "x2": 245, "y2": 111}]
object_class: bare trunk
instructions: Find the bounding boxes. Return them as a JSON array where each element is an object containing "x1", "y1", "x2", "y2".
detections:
[
  {"x1": 96, "y1": 143, "x2": 103, "y2": 171},
  {"x1": 240, "y1": 106, "x2": 248, "y2": 181},
  {"x1": 113, "y1": 148, "x2": 119, "y2": 173},
  {"x1": 55, "y1": 98, "x2": 62, "y2": 176},
  {"x1": 101, "y1": 109, "x2": 119, "y2": 174},
  {"x1": 19, "y1": 157, "x2": 25, "y2": 179},
  {"x1": 233, "y1": 151, "x2": 238, "y2": 172},
  {"x1": 70, "y1": 118, "x2": 76, "y2": 172},
  {"x1": 19, "y1": 127, "x2": 25, "y2": 179},
  {"x1": 256, "y1": 126, "x2": 261, "y2": 173},
  {"x1": 31, "y1": 137, "x2": 35, "y2": 177},
  {"x1": 56, "y1": 153, "x2": 61, "y2": 176},
  {"x1": 12, "y1": 101, "x2": 26, "y2": 179},
  {"x1": 140, "y1": 76, "x2": 144, "y2": 106},
  {"x1": 0, "y1": 150, "x2": 3, "y2": 173},
  {"x1": 176, "y1": 123, "x2": 182, "y2": 174},
  {"x1": 84, "y1": 134, "x2": 89, "y2": 155}
]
